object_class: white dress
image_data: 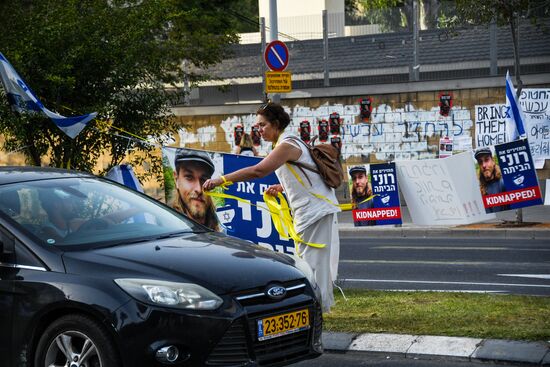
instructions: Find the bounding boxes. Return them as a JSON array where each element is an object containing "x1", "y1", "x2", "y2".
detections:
[{"x1": 275, "y1": 131, "x2": 341, "y2": 312}]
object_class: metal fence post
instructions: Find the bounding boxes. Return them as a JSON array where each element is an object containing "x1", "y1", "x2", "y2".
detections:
[{"x1": 323, "y1": 10, "x2": 330, "y2": 87}]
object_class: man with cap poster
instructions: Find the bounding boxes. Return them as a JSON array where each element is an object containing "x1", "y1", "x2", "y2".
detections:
[
  {"x1": 172, "y1": 148, "x2": 220, "y2": 231},
  {"x1": 349, "y1": 165, "x2": 375, "y2": 226},
  {"x1": 474, "y1": 147, "x2": 508, "y2": 213}
]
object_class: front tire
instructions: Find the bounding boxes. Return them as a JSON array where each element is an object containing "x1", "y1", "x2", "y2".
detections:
[{"x1": 34, "y1": 314, "x2": 120, "y2": 367}]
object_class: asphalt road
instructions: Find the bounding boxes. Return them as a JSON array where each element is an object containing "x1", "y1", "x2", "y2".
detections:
[
  {"x1": 337, "y1": 236, "x2": 550, "y2": 295},
  {"x1": 293, "y1": 352, "x2": 520, "y2": 367}
]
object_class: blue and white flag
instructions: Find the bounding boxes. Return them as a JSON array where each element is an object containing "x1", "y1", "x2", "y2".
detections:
[
  {"x1": 505, "y1": 71, "x2": 526, "y2": 140},
  {"x1": 105, "y1": 164, "x2": 144, "y2": 193},
  {"x1": 0, "y1": 52, "x2": 96, "y2": 139}
]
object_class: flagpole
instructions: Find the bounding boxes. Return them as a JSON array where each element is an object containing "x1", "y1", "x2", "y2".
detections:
[{"x1": 505, "y1": 69, "x2": 525, "y2": 224}]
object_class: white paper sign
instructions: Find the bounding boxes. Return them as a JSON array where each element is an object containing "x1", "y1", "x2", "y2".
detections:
[
  {"x1": 520, "y1": 89, "x2": 550, "y2": 160},
  {"x1": 396, "y1": 153, "x2": 496, "y2": 225},
  {"x1": 454, "y1": 136, "x2": 473, "y2": 152},
  {"x1": 475, "y1": 104, "x2": 511, "y2": 148}
]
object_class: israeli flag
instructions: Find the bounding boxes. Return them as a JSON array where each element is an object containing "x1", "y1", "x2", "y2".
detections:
[
  {"x1": 106, "y1": 165, "x2": 149, "y2": 223},
  {"x1": 0, "y1": 52, "x2": 96, "y2": 139},
  {"x1": 105, "y1": 164, "x2": 144, "y2": 193},
  {"x1": 505, "y1": 71, "x2": 526, "y2": 140}
]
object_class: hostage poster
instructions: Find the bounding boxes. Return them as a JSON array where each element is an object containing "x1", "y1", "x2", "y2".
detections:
[
  {"x1": 162, "y1": 147, "x2": 294, "y2": 254},
  {"x1": 348, "y1": 163, "x2": 402, "y2": 226},
  {"x1": 475, "y1": 139, "x2": 543, "y2": 213}
]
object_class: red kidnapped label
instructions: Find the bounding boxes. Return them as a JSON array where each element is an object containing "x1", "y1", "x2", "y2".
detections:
[
  {"x1": 483, "y1": 186, "x2": 542, "y2": 208},
  {"x1": 353, "y1": 207, "x2": 401, "y2": 221}
]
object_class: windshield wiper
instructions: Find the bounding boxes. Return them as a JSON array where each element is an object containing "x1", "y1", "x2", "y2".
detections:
[
  {"x1": 155, "y1": 230, "x2": 196, "y2": 240},
  {"x1": 94, "y1": 236, "x2": 158, "y2": 249}
]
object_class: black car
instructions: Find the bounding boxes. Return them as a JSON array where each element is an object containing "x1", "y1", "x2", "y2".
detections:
[{"x1": 0, "y1": 167, "x2": 323, "y2": 367}]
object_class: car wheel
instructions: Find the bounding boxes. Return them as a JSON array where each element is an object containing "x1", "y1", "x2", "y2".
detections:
[{"x1": 34, "y1": 314, "x2": 120, "y2": 367}]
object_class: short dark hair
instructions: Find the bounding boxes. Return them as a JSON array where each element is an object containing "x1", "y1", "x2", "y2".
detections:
[{"x1": 257, "y1": 102, "x2": 290, "y2": 131}]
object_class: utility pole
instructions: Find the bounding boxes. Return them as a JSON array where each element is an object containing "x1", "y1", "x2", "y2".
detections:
[
  {"x1": 260, "y1": 17, "x2": 267, "y2": 102},
  {"x1": 269, "y1": 0, "x2": 280, "y2": 103}
]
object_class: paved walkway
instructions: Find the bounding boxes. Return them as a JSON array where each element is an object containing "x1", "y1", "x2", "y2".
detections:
[{"x1": 323, "y1": 332, "x2": 550, "y2": 365}]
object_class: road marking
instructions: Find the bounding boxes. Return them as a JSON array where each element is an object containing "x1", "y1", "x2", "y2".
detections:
[
  {"x1": 379, "y1": 289, "x2": 506, "y2": 294},
  {"x1": 371, "y1": 246, "x2": 550, "y2": 252},
  {"x1": 341, "y1": 260, "x2": 550, "y2": 266},
  {"x1": 340, "y1": 278, "x2": 550, "y2": 288},
  {"x1": 498, "y1": 274, "x2": 550, "y2": 280}
]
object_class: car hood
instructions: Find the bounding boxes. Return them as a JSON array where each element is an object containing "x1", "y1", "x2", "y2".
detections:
[{"x1": 62, "y1": 232, "x2": 304, "y2": 295}]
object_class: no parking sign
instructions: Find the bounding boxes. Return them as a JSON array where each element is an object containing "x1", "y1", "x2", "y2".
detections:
[{"x1": 264, "y1": 40, "x2": 289, "y2": 71}]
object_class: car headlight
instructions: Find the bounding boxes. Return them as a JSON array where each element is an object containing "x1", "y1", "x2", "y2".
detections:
[
  {"x1": 290, "y1": 255, "x2": 317, "y2": 289},
  {"x1": 114, "y1": 278, "x2": 223, "y2": 310}
]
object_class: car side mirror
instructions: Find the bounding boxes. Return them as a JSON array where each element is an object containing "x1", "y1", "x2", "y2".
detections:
[{"x1": 1, "y1": 232, "x2": 15, "y2": 255}]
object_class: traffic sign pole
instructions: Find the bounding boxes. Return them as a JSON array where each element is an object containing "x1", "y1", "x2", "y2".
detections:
[{"x1": 269, "y1": 0, "x2": 280, "y2": 103}]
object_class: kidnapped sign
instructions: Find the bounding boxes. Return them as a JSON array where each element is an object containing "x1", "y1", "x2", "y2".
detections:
[{"x1": 489, "y1": 139, "x2": 543, "y2": 211}]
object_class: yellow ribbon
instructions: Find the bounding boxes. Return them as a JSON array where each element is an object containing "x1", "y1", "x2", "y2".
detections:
[
  {"x1": 219, "y1": 176, "x2": 233, "y2": 190},
  {"x1": 204, "y1": 183, "x2": 325, "y2": 250},
  {"x1": 263, "y1": 192, "x2": 326, "y2": 251}
]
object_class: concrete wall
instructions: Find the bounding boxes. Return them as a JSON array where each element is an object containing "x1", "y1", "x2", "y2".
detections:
[{"x1": 171, "y1": 86, "x2": 550, "y2": 178}]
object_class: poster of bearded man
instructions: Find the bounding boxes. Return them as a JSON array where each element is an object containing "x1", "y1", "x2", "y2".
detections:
[
  {"x1": 162, "y1": 148, "x2": 221, "y2": 231},
  {"x1": 474, "y1": 140, "x2": 543, "y2": 213}
]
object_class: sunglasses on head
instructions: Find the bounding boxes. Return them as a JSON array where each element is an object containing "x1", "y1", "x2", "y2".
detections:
[{"x1": 259, "y1": 102, "x2": 272, "y2": 111}]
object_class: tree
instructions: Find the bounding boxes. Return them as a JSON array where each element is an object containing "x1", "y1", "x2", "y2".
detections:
[
  {"x1": 346, "y1": 0, "x2": 445, "y2": 31},
  {"x1": 0, "y1": 0, "x2": 242, "y2": 179},
  {"x1": 451, "y1": 0, "x2": 549, "y2": 95}
]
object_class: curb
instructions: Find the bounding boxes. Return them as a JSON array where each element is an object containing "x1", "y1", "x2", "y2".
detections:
[
  {"x1": 323, "y1": 332, "x2": 550, "y2": 365},
  {"x1": 338, "y1": 226, "x2": 550, "y2": 239}
]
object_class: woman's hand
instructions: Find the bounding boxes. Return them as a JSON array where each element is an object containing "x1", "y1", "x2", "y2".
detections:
[
  {"x1": 203, "y1": 177, "x2": 224, "y2": 191},
  {"x1": 265, "y1": 184, "x2": 283, "y2": 196}
]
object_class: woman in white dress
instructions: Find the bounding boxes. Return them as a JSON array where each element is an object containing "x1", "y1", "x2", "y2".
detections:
[{"x1": 203, "y1": 103, "x2": 340, "y2": 313}]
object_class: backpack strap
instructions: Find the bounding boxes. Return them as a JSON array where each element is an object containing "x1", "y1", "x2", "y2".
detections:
[
  {"x1": 293, "y1": 164, "x2": 313, "y2": 186},
  {"x1": 282, "y1": 135, "x2": 319, "y2": 174},
  {"x1": 281, "y1": 136, "x2": 352, "y2": 210}
]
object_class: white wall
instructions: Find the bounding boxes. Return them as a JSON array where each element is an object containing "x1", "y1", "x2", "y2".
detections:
[{"x1": 258, "y1": 0, "x2": 345, "y2": 41}]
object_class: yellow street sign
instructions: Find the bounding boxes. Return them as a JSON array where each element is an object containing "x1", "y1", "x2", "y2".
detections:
[{"x1": 265, "y1": 71, "x2": 292, "y2": 93}]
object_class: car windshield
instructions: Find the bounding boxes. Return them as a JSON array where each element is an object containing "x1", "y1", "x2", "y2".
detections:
[{"x1": 0, "y1": 177, "x2": 204, "y2": 249}]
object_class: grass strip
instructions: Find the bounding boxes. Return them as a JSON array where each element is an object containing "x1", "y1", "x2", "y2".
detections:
[{"x1": 324, "y1": 289, "x2": 550, "y2": 341}]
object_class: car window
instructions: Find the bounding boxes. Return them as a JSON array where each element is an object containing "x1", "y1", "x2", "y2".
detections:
[{"x1": 0, "y1": 177, "x2": 204, "y2": 249}]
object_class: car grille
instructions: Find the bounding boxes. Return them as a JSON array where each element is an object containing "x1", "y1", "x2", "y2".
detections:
[
  {"x1": 205, "y1": 319, "x2": 250, "y2": 366},
  {"x1": 233, "y1": 280, "x2": 306, "y2": 307},
  {"x1": 206, "y1": 302, "x2": 322, "y2": 366}
]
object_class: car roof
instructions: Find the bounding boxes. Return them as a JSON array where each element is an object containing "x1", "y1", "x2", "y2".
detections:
[{"x1": 0, "y1": 166, "x2": 95, "y2": 185}]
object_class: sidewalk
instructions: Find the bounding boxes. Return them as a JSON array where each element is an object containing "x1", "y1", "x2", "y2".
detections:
[
  {"x1": 338, "y1": 204, "x2": 550, "y2": 239},
  {"x1": 331, "y1": 205, "x2": 550, "y2": 364},
  {"x1": 323, "y1": 332, "x2": 550, "y2": 365}
]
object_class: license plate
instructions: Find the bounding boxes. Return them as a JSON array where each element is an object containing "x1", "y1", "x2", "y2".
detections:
[{"x1": 257, "y1": 308, "x2": 310, "y2": 341}]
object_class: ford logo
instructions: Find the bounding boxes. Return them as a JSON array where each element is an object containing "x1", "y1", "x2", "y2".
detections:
[{"x1": 266, "y1": 285, "x2": 287, "y2": 300}]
